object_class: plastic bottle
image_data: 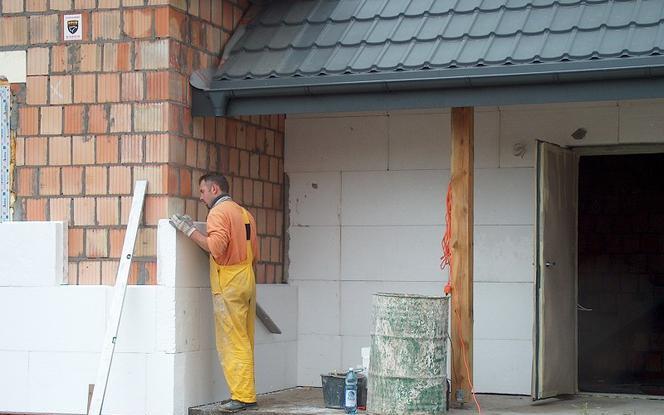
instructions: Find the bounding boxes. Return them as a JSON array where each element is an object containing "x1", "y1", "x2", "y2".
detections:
[{"x1": 344, "y1": 367, "x2": 357, "y2": 414}]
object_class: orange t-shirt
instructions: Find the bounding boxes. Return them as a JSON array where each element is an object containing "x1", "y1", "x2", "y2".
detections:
[{"x1": 206, "y1": 200, "x2": 258, "y2": 266}]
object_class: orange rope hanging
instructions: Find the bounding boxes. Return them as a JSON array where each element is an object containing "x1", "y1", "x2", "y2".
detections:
[
  {"x1": 441, "y1": 182, "x2": 453, "y2": 294},
  {"x1": 440, "y1": 181, "x2": 482, "y2": 414}
]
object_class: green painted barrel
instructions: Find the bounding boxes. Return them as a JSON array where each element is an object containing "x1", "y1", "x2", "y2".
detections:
[{"x1": 367, "y1": 293, "x2": 449, "y2": 415}]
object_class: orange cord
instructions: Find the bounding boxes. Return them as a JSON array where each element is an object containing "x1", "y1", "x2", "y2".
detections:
[
  {"x1": 441, "y1": 182, "x2": 482, "y2": 414},
  {"x1": 441, "y1": 183, "x2": 453, "y2": 293}
]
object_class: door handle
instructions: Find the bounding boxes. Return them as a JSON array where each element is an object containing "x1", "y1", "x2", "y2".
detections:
[{"x1": 545, "y1": 261, "x2": 556, "y2": 268}]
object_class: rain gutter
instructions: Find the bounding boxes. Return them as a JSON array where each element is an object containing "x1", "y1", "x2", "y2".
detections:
[{"x1": 190, "y1": 56, "x2": 664, "y2": 116}]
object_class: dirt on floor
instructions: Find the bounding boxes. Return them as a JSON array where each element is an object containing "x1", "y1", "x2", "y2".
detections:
[{"x1": 189, "y1": 387, "x2": 664, "y2": 415}]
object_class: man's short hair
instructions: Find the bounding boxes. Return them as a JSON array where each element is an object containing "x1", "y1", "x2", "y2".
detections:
[{"x1": 199, "y1": 173, "x2": 229, "y2": 193}]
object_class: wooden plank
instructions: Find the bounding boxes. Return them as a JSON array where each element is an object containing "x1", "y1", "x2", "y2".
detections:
[
  {"x1": 87, "y1": 180, "x2": 147, "y2": 415},
  {"x1": 450, "y1": 107, "x2": 474, "y2": 406},
  {"x1": 256, "y1": 303, "x2": 282, "y2": 334}
]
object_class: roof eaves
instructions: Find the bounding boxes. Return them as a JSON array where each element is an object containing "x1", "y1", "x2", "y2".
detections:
[
  {"x1": 207, "y1": 56, "x2": 664, "y2": 92},
  {"x1": 190, "y1": 55, "x2": 664, "y2": 116}
]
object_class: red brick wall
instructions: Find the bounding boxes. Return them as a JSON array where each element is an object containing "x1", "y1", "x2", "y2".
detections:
[{"x1": 3, "y1": 0, "x2": 285, "y2": 284}]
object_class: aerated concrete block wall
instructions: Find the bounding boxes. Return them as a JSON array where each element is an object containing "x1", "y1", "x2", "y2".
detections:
[
  {"x1": 285, "y1": 100, "x2": 664, "y2": 395},
  {"x1": 0, "y1": 220, "x2": 297, "y2": 414},
  {"x1": 1, "y1": 0, "x2": 286, "y2": 285}
]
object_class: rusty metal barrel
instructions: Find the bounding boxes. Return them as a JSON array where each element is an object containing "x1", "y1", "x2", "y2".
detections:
[{"x1": 367, "y1": 293, "x2": 449, "y2": 414}]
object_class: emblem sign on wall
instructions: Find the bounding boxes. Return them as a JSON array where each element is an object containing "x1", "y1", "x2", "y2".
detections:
[{"x1": 63, "y1": 14, "x2": 83, "y2": 41}]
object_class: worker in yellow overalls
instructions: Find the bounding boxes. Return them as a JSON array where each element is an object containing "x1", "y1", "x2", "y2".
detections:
[{"x1": 170, "y1": 173, "x2": 258, "y2": 412}]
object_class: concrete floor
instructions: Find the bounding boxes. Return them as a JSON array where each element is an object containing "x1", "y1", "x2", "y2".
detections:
[{"x1": 189, "y1": 387, "x2": 664, "y2": 415}]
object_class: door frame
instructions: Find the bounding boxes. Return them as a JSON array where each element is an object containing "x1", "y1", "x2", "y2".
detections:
[{"x1": 534, "y1": 142, "x2": 664, "y2": 398}]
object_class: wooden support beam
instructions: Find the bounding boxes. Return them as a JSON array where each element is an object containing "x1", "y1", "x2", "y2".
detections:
[{"x1": 450, "y1": 107, "x2": 474, "y2": 406}]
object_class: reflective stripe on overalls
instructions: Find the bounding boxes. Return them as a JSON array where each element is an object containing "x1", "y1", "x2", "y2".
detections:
[{"x1": 209, "y1": 207, "x2": 256, "y2": 403}]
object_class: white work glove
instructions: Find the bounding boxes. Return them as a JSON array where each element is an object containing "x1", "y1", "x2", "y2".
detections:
[{"x1": 169, "y1": 214, "x2": 196, "y2": 237}]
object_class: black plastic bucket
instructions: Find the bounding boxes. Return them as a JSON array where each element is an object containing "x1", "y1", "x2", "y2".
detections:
[{"x1": 321, "y1": 372, "x2": 367, "y2": 409}]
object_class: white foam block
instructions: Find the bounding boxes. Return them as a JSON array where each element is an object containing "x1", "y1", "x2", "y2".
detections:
[
  {"x1": 474, "y1": 282, "x2": 534, "y2": 341},
  {"x1": 474, "y1": 109, "x2": 500, "y2": 169},
  {"x1": 285, "y1": 115, "x2": 388, "y2": 172},
  {"x1": 0, "y1": 221, "x2": 67, "y2": 286},
  {"x1": 292, "y1": 280, "x2": 340, "y2": 335},
  {"x1": 288, "y1": 172, "x2": 341, "y2": 226},
  {"x1": 341, "y1": 225, "x2": 444, "y2": 281},
  {"x1": 0, "y1": 50, "x2": 26, "y2": 83},
  {"x1": 473, "y1": 339, "x2": 532, "y2": 394},
  {"x1": 156, "y1": 286, "x2": 177, "y2": 353},
  {"x1": 255, "y1": 341, "x2": 297, "y2": 392},
  {"x1": 499, "y1": 103, "x2": 619, "y2": 167},
  {"x1": 146, "y1": 353, "x2": 175, "y2": 415},
  {"x1": 619, "y1": 99, "x2": 664, "y2": 143},
  {"x1": 474, "y1": 225, "x2": 534, "y2": 283},
  {"x1": 175, "y1": 287, "x2": 202, "y2": 353},
  {"x1": 298, "y1": 334, "x2": 342, "y2": 386},
  {"x1": 0, "y1": 286, "x2": 106, "y2": 352},
  {"x1": 288, "y1": 226, "x2": 341, "y2": 280},
  {"x1": 341, "y1": 170, "x2": 449, "y2": 226},
  {"x1": 157, "y1": 219, "x2": 209, "y2": 288},
  {"x1": 103, "y1": 353, "x2": 148, "y2": 415},
  {"x1": 173, "y1": 350, "x2": 229, "y2": 415},
  {"x1": 0, "y1": 351, "x2": 29, "y2": 410},
  {"x1": 196, "y1": 288, "x2": 216, "y2": 352},
  {"x1": 27, "y1": 351, "x2": 98, "y2": 414},
  {"x1": 113, "y1": 286, "x2": 157, "y2": 353},
  {"x1": 256, "y1": 284, "x2": 298, "y2": 343},
  {"x1": 388, "y1": 112, "x2": 451, "y2": 170},
  {"x1": 341, "y1": 335, "x2": 371, "y2": 371},
  {"x1": 475, "y1": 168, "x2": 534, "y2": 225}
]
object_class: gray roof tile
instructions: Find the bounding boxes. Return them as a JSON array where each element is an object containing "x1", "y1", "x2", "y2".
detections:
[
  {"x1": 282, "y1": 1, "x2": 318, "y2": 24},
  {"x1": 392, "y1": 17, "x2": 424, "y2": 42},
  {"x1": 382, "y1": 0, "x2": 411, "y2": 18},
  {"x1": 267, "y1": 25, "x2": 302, "y2": 49},
  {"x1": 366, "y1": 18, "x2": 399, "y2": 43},
  {"x1": 214, "y1": 0, "x2": 664, "y2": 82},
  {"x1": 405, "y1": 0, "x2": 437, "y2": 16},
  {"x1": 306, "y1": 1, "x2": 340, "y2": 24},
  {"x1": 354, "y1": 0, "x2": 389, "y2": 20},
  {"x1": 328, "y1": 0, "x2": 363, "y2": 22}
]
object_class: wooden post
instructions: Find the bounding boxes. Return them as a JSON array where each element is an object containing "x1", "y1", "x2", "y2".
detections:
[{"x1": 450, "y1": 107, "x2": 474, "y2": 406}]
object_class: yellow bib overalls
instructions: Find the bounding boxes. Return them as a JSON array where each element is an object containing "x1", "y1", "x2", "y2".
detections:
[{"x1": 209, "y1": 208, "x2": 257, "y2": 403}]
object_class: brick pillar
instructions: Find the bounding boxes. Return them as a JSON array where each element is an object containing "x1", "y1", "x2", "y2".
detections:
[
  {"x1": 4, "y1": 0, "x2": 286, "y2": 285},
  {"x1": 173, "y1": 1, "x2": 286, "y2": 283}
]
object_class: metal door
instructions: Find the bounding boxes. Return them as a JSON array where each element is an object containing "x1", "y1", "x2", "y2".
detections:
[{"x1": 533, "y1": 141, "x2": 578, "y2": 400}]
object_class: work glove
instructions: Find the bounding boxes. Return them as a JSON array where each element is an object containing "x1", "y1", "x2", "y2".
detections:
[{"x1": 169, "y1": 214, "x2": 196, "y2": 237}]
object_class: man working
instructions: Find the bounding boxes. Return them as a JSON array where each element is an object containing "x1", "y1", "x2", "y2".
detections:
[{"x1": 170, "y1": 173, "x2": 258, "y2": 412}]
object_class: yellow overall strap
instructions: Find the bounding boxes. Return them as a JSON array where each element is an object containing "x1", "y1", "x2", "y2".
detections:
[{"x1": 240, "y1": 208, "x2": 254, "y2": 264}]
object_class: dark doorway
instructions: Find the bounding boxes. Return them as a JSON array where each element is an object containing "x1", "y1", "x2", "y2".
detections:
[{"x1": 578, "y1": 153, "x2": 664, "y2": 395}]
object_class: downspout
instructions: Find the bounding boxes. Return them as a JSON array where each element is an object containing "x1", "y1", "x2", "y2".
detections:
[{"x1": 190, "y1": 70, "x2": 230, "y2": 117}]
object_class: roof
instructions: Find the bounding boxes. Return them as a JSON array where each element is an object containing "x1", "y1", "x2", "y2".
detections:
[{"x1": 191, "y1": 0, "x2": 664, "y2": 116}]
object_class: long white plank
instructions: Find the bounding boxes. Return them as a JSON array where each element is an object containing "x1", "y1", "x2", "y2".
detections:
[{"x1": 88, "y1": 180, "x2": 147, "y2": 415}]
